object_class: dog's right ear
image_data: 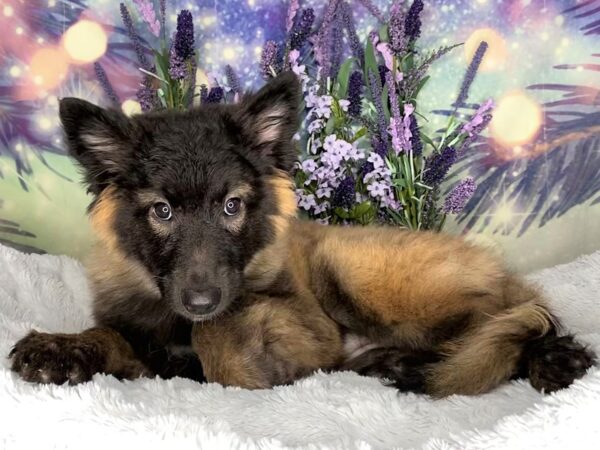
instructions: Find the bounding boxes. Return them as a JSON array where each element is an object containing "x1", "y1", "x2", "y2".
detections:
[{"x1": 59, "y1": 98, "x2": 133, "y2": 192}]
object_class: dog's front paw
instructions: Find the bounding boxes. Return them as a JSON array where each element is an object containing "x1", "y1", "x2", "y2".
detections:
[{"x1": 9, "y1": 330, "x2": 107, "y2": 385}]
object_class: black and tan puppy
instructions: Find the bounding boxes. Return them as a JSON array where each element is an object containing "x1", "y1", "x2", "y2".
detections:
[{"x1": 10, "y1": 72, "x2": 594, "y2": 397}]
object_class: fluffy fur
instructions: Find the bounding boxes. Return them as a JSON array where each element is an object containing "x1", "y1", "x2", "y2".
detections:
[{"x1": 9, "y1": 72, "x2": 595, "y2": 397}]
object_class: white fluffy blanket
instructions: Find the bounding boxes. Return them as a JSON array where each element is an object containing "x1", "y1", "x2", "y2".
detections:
[{"x1": 1, "y1": 244, "x2": 599, "y2": 450}]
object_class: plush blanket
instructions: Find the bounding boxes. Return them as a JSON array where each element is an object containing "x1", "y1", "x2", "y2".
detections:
[{"x1": 0, "y1": 243, "x2": 599, "y2": 450}]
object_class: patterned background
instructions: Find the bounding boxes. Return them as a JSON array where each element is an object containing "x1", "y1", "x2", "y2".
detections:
[{"x1": 0, "y1": 0, "x2": 598, "y2": 272}]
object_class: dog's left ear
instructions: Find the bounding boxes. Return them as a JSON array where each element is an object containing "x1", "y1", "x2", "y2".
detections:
[
  {"x1": 59, "y1": 98, "x2": 133, "y2": 193},
  {"x1": 236, "y1": 71, "x2": 301, "y2": 172}
]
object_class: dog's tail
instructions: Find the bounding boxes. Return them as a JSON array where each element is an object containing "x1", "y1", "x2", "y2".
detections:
[{"x1": 426, "y1": 280, "x2": 594, "y2": 397}]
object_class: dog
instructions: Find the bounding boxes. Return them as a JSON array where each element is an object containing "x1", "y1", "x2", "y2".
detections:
[{"x1": 10, "y1": 72, "x2": 594, "y2": 396}]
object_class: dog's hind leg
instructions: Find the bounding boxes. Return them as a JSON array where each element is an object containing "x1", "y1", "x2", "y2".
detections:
[{"x1": 425, "y1": 299, "x2": 594, "y2": 397}]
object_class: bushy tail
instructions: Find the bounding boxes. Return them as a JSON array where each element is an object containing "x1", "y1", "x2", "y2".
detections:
[{"x1": 426, "y1": 300, "x2": 556, "y2": 397}]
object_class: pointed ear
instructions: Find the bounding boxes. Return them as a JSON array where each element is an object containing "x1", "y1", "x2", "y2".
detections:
[
  {"x1": 236, "y1": 71, "x2": 301, "y2": 172},
  {"x1": 59, "y1": 98, "x2": 133, "y2": 192}
]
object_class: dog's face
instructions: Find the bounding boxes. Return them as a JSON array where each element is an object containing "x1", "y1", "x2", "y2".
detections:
[{"x1": 59, "y1": 72, "x2": 300, "y2": 321}]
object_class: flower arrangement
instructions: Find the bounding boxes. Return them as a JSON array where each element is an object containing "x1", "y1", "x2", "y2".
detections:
[{"x1": 100, "y1": 0, "x2": 493, "y2": 231}]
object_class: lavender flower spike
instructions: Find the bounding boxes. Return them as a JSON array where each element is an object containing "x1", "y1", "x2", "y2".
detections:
[
  {"x1": 94, "y1": 62, "x2": 119, "y2": 106},
  {"x1": 409, "y1": 115, "x2": 423, "y2": 156},
  {"x1": 206, "y1": 87, "x2": 224, "y2": 104},
  {"x1": 389, "y1": 0, "x2": 406, "y2": 55},
  {"x1": 225, "y1": 65, "x2": 241, "y2": 95},
  {"x1": 286, "y1": 0, "x2": 300, "y2": 32},
  {"x1": 455, "y1": 41, "x2": 488, "y2": 108},
  {"x1": 423, "y1": 146, "x2": 457, "y2": 186},
  {"x1": 159, "y1": 0, "x2": 166, "y2": 34},
  {"x1": 405, "y1": 0, "x2": 424, "y2": 42},
  {"x1": 168, "y1": 46, "x2": 187, "y2": 80},
  {"x1": 341, "y1": 2, "x2": 364, "y2": 65},
  {"x1": 347, "y1": 71, "x2": 363, "y2": 117},
  {"x1": 443, "y1": 177, "x2": 476, "y2": 214},
  {"x1": 133, "y1": 0, "x2": 160, "y2": 36},
  {"x1": 260, "y1": 40, "x2": 279, "y2": 79},
  {"x1": 356, "y1": 0, "x2": 386, "y2": 23},
  {"x1": 312, "y1": 0, "x2": 340, "y2": 78},
  {"x1": 289, "y1": 8, "x2": 315, "y2": 51},
  {"x1": 174, "y1": 10, "x2": 195, "y2": 60},
  {"x1": 120, "y1": 3, "x2": 150, "y2": 70},
  {"x1": 368, "y1": 69, "x2": 388, "y2": 148}
]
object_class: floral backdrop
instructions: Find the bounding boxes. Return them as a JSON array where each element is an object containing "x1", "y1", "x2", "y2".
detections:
[{"x1": 0, "y1": 0, "x2": 598, "y2": 272}]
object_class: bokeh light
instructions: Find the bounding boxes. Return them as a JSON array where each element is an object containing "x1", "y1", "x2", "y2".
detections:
[
  {"x1": 121, "y1": 99, "x2": 142, "y2": 116},
  {"x1": 29, "y1": 47, "x2": 69, "y2": 90},
  {"x1": 490, "y1": 91, "x2": 543, "y2": 148},
  {"x1": 63, "y1": 20, "x2": 107, "y2": 64},
  {"x1": 465, "y1": 28, "x2": 507, "y2": 72}
]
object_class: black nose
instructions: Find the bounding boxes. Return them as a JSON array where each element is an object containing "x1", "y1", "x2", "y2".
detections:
[{"x1": 182, "y1": 288, "x2": 221, "y2": 315}]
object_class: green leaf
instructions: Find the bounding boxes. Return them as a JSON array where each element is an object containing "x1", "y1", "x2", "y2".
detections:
[
  {"x1": 364, "y1": 39, "x2": 379, "y2": 97},
  {"x1": 334, "y1": 207, "x2": 350, "y2": 219},
  {"x1": 336, "y1": 57, "x2": 357, "y2": 99},
  {"x1": 350, "y1": 127, "x2": 368, "y2": 143},
  {"x1": 420, "y1": 133, "x2": 437, "y2": 151},
  {"x1": 351, "y1": 201, "x2": 373, "y2": 218},
  {"x1": 378, "y1": 25, "x2": 389, "y2": 43},
  {"x1": 415, "y1": 75, "x2": 430, "y2": 96},
  {"x1": 325, "y1": 116, "x2": 336, "y2": 135}
]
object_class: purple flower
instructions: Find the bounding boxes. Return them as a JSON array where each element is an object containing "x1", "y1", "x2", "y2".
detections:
[
  {"x1": 462, "y1": 99, "x2": 494, "y2": 136},
  {"x1": 371, "y1": 135, "x2": 388, "y2": 158},
  {"x1": 133, "y1": 0, "x2": 160, "y2": 36},
  {"x1": 159, "y1": 0, "x2": 166, "y2": 34},
  {"x1": 297, "y1": 192, "x2": 318, "y2": 211},
  {"x1": 225, "y1": 65, "x2": 241, "y2": 95},
  {"x1": 423, "y1": 146, "x2": 457, "y2": 186},
  {"x1": 404, "y1": 0, "x2": 424, "y2": 42},
  {"x1": 94, "y1": 62, "x2": 119, "y2": 106},
  {"x1": 120, "y1": 3, "x2": 151, "y2": 70},
  {"x1": 286, "y1": 0, "x2": 300, "y2": 32},
  {"x1": 302, "y1": 159, "x2": 318, "y2": 174},
  {"x1": 260, "y1": 40, "x2": 279, "y2": 79},
  {"x1": 174, "y1": 10, "x2": 195, "y2": 60},
  {"x1": 312, "y1": 0, "x2": 341, "y2": 78},
  {"x1": 355, "y1": 0, "x2": 386, "y2": 23},
  {"x1": 331, "y1": 176, "x2": 356, "y2": 209},
  {"x1": 330, "y1": 14, "x2": 344, "y2": 79},
  {"x1": 341, "y1": 2, "x2": 364, "y2": 65},
  {"x1": 347, "y1": 71, "x2": 363, "y2": 117},
  {"x1": 389, "y1": 1, "x2": 405, "y2": 55},
  {"x1": 290, "y1": 8, "x2": 315, "y2": 51},
  {"x1": 206, "y1": 87, "x2": 224, "y2": 104},
  {"x1": 368, "y1": 69, "x2": 389, "y2": 149},
  {"x1": 455, "y1": 41, "x2": 488, "y2": 108},
  {"x1": 316, "y1": 187, "x2": 333, "y2": 199},
  {"x1": 136, "y1": 76, "x2": 157, "y2": 112},
  {"x1": 367, "y1": 181, "x2": 390, "y2": 199},
  {"x1": 443, "y1": 177, "x2": 477, "y2": 214},
  {"x1": 200, "y1": 85, "x2": 208, "y2": 104},
  {"x1": 168, "y1": 46, "x2": 187, "y2": 80},
  {"x1": 409, "y1": 115, "x2": 422, "y2": 155}
]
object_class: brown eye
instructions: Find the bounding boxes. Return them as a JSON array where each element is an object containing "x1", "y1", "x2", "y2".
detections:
[
  {"x1": 153, "y1": 202, "x2": 172, "y2": 221},
  {"x1": 224, "y1": 198, "x2": 241, "y2": 216}
]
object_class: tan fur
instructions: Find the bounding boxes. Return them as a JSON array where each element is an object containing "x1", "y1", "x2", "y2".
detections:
[
  {"x1": 428, "y1": 301, "x2": 553, "y2": 397},
  {"x1": 194, "y1": 294, "x2": 342, "y2": 388},
  {"x1": 195, "y1": 214, "x2": 559, "y2": 396},
  {"x1": 244, "y1": 172, "x2": 297, "y2": 291},
  {"x1": 86, "y1": 188, "x2": 161, "y2": 323}
]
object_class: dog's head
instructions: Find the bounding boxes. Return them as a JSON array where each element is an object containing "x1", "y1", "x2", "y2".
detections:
[{"x1": 59, "y1": 72, "x2": 300, "y2": 322}]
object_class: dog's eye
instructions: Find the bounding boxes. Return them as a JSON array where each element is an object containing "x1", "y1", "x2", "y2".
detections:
[
  {"x1": 153, "y1": 202, "x2": 172, "y2": 221},
  {"x1": 224, "y1": 198, "x2": 241, "y2": 216}
]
